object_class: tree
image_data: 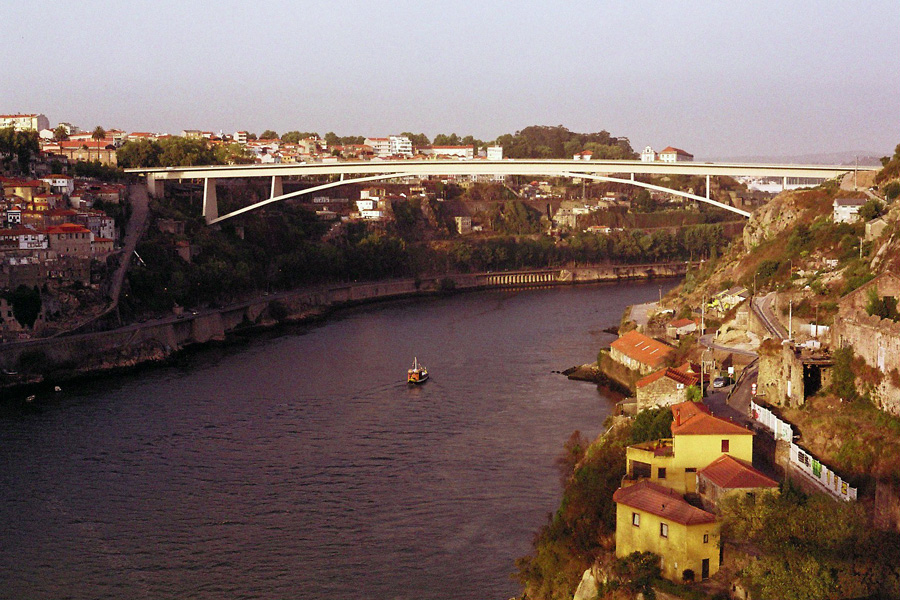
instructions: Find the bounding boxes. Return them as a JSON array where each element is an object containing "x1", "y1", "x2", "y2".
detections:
[
  {"x1": 865, "y1": 286, "x2": 900, "y2": 321},
  {"x1": 858, "y1": 199, "x2": 883, "y2": 221},
  {"x1": 884, "y1": 181, "x2": 900, "y2": 202},
  {"x1": 260, "y1": 129, "x2": 278, "y2": 140},
  {"x1": 9, "y1": 285, "x2": 41, "y2": 328},
  {"x1": 53, "y1": 125, "x2": 69, "y2": 142},
  {"x1": 400, "y1": 132, "x2": 430, "y2": 147},
  {"x1": 0, "y1": 127, "x2": 39, "y2": 172}
]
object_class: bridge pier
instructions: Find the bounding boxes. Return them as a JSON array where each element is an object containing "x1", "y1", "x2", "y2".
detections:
[
  {"x1": 706, "y1": 174, "x2": 710, "y2": 199},
  {"x1": 783, "y1": 176, "x2": 788, "y2": 191},
  {"x1": 146, "y1": 175, "x2": 164, "y2": 198},
  {"x1": 203, "y1": 178, "x2": 219, "y2": 223},
  {"x1": 270, "y1": 176, "x2": 283, "y2": 199}
]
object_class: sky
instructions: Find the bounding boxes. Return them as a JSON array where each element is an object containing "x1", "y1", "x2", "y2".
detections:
[{"x1": 4, "y1": 0, "x2": 898, "y2": 159}]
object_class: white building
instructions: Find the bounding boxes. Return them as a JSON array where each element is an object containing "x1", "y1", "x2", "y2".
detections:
[
  {"x1": 41, "y1": 175, "x2": 75, "y2": 195},
  {"x1": 365, "y1": 137, "x2": 392, "y2": 157},
  {"x1": 389, "y1": 135, "x2": 413, "y2": 157},
  {"x1": 0, "y1": 113, "x2": 50, "y2": 132},
  {"x1": 58, "y1": 122, "x2": 80, "y2": 135},
  {"x1": 573, "y1": 150, "x2": 593, "y2": 161},
  {"x1": 423, "y1": 145, "x2": 474, "y2": 159},
  {"x1": 833, "y1": 197, "x2": 867, "y2": 224},
  {"x1": 487, "y1": 146, "x2": 503, "y2": 160},
  {"x1": 234, "y1": 131, "x2": 249, "y2": 144},
  {"x1": 641, "y1": 146, "x2": 657, "y2": 162},
  {"x1": 658, "y1": 146, "x2": 694, "y2": 162}
]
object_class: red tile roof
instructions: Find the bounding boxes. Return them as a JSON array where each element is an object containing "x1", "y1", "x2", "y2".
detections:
[
  {"x1": 610, "y1": 330, "x2": 674, "y2": 369},
  {"x1": 659, "y1": 146, "x2": 693, "y2": 156},
  {"x1": 613, "y1": 481, "x2": 717, "y2": 525},
  {"x1": 46, "y1": 223, "x2": 90, "y2": 234},
  {"x1": 698, "y1": 455, "x2": 778, "y2": 490},
  {"x1": 668, "y1": 317, "x2": 697, "y2": 328},
  {"x1": 636, "y1": 363, "x2": 700, "y2": 389},
  {"x1": 670, "y1": 401, "x2": 752, "y2": 436}
]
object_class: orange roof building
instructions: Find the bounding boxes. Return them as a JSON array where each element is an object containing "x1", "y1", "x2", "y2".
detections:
[
  {"x1": 609, "y1": 330, "x2": 675, "y2": 374},
  {"x1": 614, "y1": 481, "x2": 720, "y2": 582},
  {"x1": 625, "y1": 401, "x2": 755, "y2": 495}
]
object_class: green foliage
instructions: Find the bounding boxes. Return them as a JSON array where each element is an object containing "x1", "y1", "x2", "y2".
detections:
[
  {"x1": 259, "y1": 129, "x2": 278, "y2": 140},
  {"x1": 516, "y1": 424, "x2": 631, "y2": 600},
  {"x1": 53, "y1": 125, "x2": 69, "y2": 141},
  {"x1": 117, "y1": 137, "x2": 220, "y2": 168},
  {"x1": 282, "y1": 131, "x2": 320, "y2": 143},
  {"x1": 865, "y1": 286, "x2": 900, "y2": 321},
  {"x1": 71, "y1": 160, "x2": 124, "y2": 181},
  {"x1": 755, "y1": 259, "x2": 780, "y2": 286},
  {"x1": 629, "y1": 407, "x2": 674, "y2": 444},
  {"x1": 884, "y1": 181, "x2": 900, "y2": 201},
  {"x1": 0, "y1": 126, "x2": 39, "y2": 172},
  {"x1": 858, "y1": 199, "x2": 884, "y2": 221},
  {"x1": 830, "y1": 347, "x2": 858, "y2": 401},
  {"x1": 611, "y1": 552, "x2": 661, "y2": 599},
  {"x1": 400, "y1": 132, "x2": 430, "y2": 147},
  {"x1": 495, "y1": 125, "x2": 635, "y2": 159},
  {"x1": 8, "y1": 285, "x2": 41, "y2": 328},
  {"x1": 91, "y1": 126, "x2": 106, "y2": 141},
  {"x1": 631, "y1": 189, "x2": 657, "y2": 212},
  {"x1": 719, "y1": 489, "x2": 900, "y2": 600}
]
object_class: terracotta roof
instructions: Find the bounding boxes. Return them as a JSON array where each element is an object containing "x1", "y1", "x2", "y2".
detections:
[
  {"x1": 668, "y1": 317, "x2": 697, "y2": 328},
  {"x1": 659, "y1": 146, "x2": 693, "y2": 156},
  {"x1": 636, "y1": 364, "x2": 700, "y2": 389},
  {"x1": 613, "y1": 481, "x2": 717, "y2": 525},
  {"x1": 670, "y1": 401, "x2": 752, "y2": 436},
  {"x1": 46, "y1": 223, "x2": 90, "y2": 234},
  {"x1": 698, "y1": 455, "x2": 778, "y2": 489},
  {"x1": 610, "y1": 330, "x2": 674, "y2": 369}
]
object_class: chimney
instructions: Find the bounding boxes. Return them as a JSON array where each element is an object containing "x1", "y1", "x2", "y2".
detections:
[{"x1": 675, "y1": 407, "x2": 681, "y2": 426}]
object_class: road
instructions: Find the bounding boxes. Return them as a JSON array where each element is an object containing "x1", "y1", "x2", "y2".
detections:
[
  {"x1": 751, "y1": 293, "x2": 788, "y2": 340},
  {"x1": 699, "y1": 333, "x2": 758, "y2": 357}
]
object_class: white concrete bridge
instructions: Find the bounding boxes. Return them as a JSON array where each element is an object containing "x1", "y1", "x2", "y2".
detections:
[{"x1": 126, "y1": 159, "x2": 874, "y2": 224}]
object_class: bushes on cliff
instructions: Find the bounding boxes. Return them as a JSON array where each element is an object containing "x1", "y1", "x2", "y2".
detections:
[
  {"x1": 719, "y1": 486, "x2": 900, "y2": 600},
  {"x1": 515, "y1": 421, "x2": 630, "y2": 600}
]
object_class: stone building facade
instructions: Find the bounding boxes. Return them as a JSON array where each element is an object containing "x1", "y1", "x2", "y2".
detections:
[{"x1": 832, "y1": 272, "x2": 900, "y2": 415}]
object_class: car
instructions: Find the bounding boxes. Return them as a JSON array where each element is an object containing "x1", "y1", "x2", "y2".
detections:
[{"x1": 712, "y1": 377, "x2": 727, "y2": 388}]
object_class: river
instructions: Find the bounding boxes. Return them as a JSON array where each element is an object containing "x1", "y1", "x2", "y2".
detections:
[{"x1": 0, "y1": 280, "x2": 674, "y2": 599}]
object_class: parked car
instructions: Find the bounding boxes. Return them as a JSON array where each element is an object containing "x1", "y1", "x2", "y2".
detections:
[{"x1": 712, "y1": 377, "x2": 728, "y2": 388}]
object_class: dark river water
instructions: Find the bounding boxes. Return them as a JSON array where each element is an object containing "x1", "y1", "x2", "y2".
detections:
[{"x1": 0, "y1": 281, "x2": 674, "y2": 600}]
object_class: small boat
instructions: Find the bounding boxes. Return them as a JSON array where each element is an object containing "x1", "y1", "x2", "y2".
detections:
[{"x1": 407, "y1": 357, "x2": 429, "y2": 384}]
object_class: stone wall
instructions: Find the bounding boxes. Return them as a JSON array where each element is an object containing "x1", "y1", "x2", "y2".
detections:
[
  {"x1": 636, "y1": 377, "x2": 689, "y2": 411},
  {"x1": 1, "y1": 264, "x2": 691, "y2": 385},
  {"x1": 757, "y1": 343, "x2": 805, "y2": 408},
  {"x1": 832, "y1": 311, "x2": 900, "y2": 416}
]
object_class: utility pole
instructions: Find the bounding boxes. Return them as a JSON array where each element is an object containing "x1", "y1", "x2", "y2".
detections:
[{"x1": 789, "y1": 300, "x2": 794, "y2": 340}]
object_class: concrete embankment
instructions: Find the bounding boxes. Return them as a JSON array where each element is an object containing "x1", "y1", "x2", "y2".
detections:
[{"x1": 0, "y1": 263, "x2": 688, "y2": 388}]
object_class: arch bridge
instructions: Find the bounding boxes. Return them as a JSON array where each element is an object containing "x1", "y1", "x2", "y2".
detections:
[{"x1": 126, "y1": 159, "x2": 870, "y2": 224}]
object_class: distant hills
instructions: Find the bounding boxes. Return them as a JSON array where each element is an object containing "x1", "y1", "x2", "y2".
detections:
[{"x1": 708, "y1": 151, "x2": 885, "y2": 166}]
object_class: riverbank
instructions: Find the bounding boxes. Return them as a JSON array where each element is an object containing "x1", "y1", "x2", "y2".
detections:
[{"x1": 0, "y1": 263, "x2": 689, "y2": 393}]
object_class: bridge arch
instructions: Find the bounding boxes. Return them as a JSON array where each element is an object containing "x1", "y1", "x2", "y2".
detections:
[{"x1": 205, "y1": 169, "x2": 749, "y2": 224}]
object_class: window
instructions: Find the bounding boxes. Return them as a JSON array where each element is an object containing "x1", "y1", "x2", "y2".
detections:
[
  {"x1": 721, "y1": 439, "x2": 730, "y2": 452},
  {"x1": 703, "y1": 533, "x2": 709, "y2": 544},
  {"x1": 685, "y1": 467, "x2": 696, "y2": 473},
  {"x1": 658, "y1": 467, "x2": 667, "y2": 479},
  {"x1": 660, "y1": 522, "x2": 669, "y2": 538},
  {"x1": 632, "y1": 512, "x2": 640, "y2": 527}
]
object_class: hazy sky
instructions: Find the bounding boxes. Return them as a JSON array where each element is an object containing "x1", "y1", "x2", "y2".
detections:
[{"x1": 4, "y1": 1, "x2": 898, "y2": 158}]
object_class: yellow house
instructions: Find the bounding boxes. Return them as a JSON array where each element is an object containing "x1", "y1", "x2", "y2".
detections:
[
  {"x1": 614, "y1": 481, "x2": 720, "y2": 582},
  {"x1": 625, "y1": 401, "x2": 754, "y2": 494}
]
